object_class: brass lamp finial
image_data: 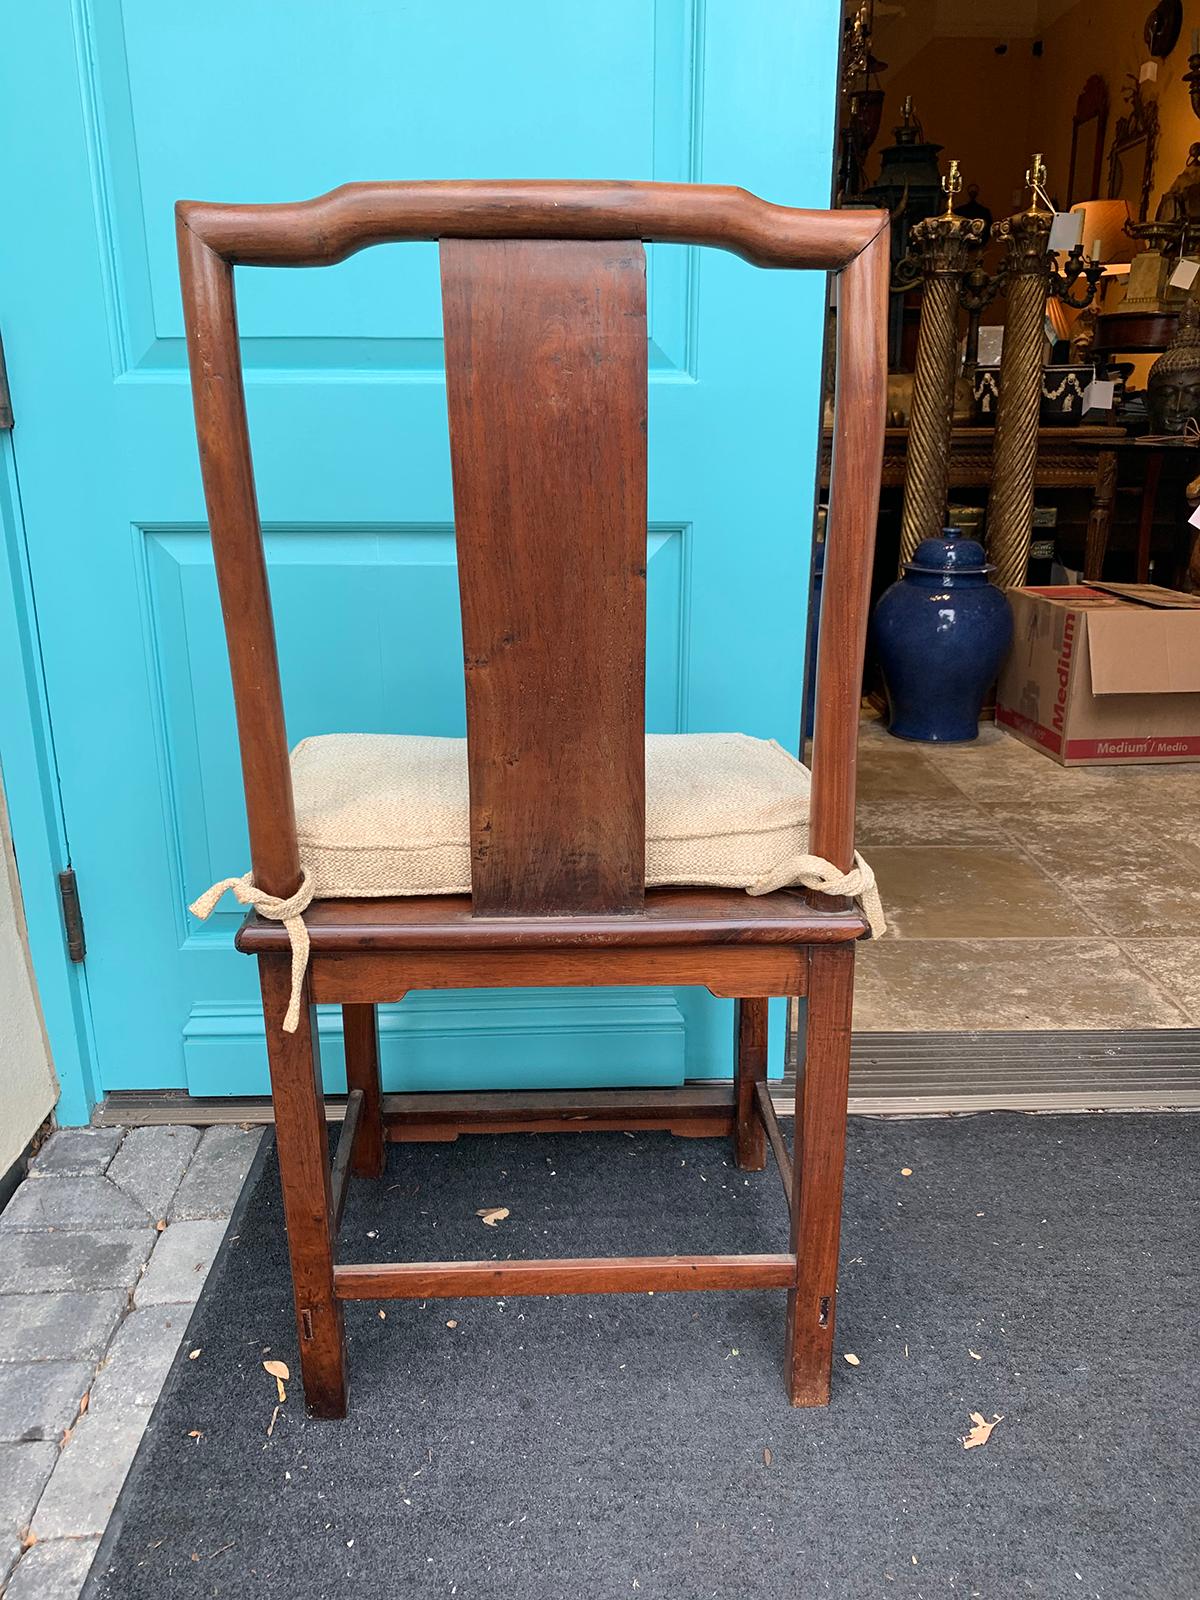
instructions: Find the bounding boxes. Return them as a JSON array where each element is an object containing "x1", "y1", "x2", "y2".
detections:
[
  {"x1": 1025, "y1": 153, "x2": 1050, "y2": 211},
  {"x1": 942, "y1": 159, "x2": 962, "y2": 216}
]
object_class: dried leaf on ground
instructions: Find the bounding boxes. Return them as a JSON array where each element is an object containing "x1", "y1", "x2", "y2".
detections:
[
  {"x1": 476, "y1": 1207, "x2": 510, "y2": 1227},
  {"x1": 763, "y1": 1447, "x2": 773, "y2": 1466},
  {"x1": 963, "y1": 1411, "x2": 1003, "y2": 1450},
  {"x1": 266, "y1": 1404, "x2": 280, "y2": 1438},
  {"x1": 446, "y1": 1320, "x2": 458, "y2": 1329},
  {"x1": 263, "y1": 1359, "x2": 289, "y2": 1403},
  {"x1": 843, "y1": 1352, "x2": 861, "y2": 1367},
  {"x1": 188, "y1": 1348, "x2": 201, "y2": 1360}
]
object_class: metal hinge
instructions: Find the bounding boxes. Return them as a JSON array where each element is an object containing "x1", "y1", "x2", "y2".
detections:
[
  {"x1": 58, "y1": 868, "x2": 86, "y2": 962},
  {"x1": 0, "y1": 335, "x2": 11, "y2": 430}
]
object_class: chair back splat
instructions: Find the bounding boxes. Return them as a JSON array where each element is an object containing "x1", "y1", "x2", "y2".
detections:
[{"x1": 440, "y1": 239, "x2": 648, "y2": 915}]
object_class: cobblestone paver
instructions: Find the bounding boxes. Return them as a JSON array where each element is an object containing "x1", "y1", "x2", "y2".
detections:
[
  {"x1": 168, "y1": 1125, "x2": 261, "y2": 1220},
  {"x1": 27, "y1": 1129, "x2": 123, "y2": 1178},
  {"x1": 0, "y1": 1230, "x2": 156, "y2": 1297},
  {"x1": 0, "y1": 1363, "x2": 92, "y2": 1444},
  {"x1": 0, "y1": 1442, "x2": 58, "y2": 1586},
  {"x1": 134, "y1": 1220, "x2": 228, "y2": 1308},
  {"x1": 106, "y1": 1126, "x2": 200, "y2": 1221},
  {"x1": 0, "y1": 1122, "x2": 261, "y2": 1598},
  {"x1": 0, "y1": 1292, "x2": 125, "y2": 1365},
  {"x1": 4, "y1": 1537, "x2": 100, "y2": 1600},
  {"x1": 0, "y1": 1177, "x2": 153, "y2": 1232}
]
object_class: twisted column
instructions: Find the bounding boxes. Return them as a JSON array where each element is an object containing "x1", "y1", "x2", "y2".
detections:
[
  {"x1": 897, "y1": 208, "x2": 985, "y2": 567},
  {"x1": 987, "y1": 199, "x2": 1054, "y2": 590}
]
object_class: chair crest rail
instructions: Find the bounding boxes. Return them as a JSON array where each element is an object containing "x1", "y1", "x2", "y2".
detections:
[{"x1": 177, "y1": 179, "x2": 886, "y2": 272}]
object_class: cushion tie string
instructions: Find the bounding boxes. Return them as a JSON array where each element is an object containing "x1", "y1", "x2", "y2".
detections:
[
  {"x1": 188, "y1": 870, "x2": 315, "y2": 1033},
  {"x1": 747, "y1": 850, "x2": 886, "y2": 938}
]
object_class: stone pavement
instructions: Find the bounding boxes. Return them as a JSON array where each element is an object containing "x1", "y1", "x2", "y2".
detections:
[{"x1": 0, "y1": 1124, "x2": 262, "y2": 1599}]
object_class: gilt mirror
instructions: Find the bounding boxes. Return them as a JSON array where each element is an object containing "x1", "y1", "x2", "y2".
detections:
[
  {"x1": 1067, "y1": 75, "x2": 1108, "y2": 206},
  {"x1": 1107, "y1": 77, "x2": 1159, "y2": 220}
]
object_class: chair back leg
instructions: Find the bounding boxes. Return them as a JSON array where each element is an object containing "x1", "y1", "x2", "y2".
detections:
[
  {"x1": 343, "y1": 1004, "x2": 385, "y2": 1178},
  {"x1": 733, "y1": 998, "x2": 769, "y2": 1171},
  {"x1": 786, "y1": 942, "x2": 855, "y2": 1406},
  {"x1": 259, "y1": 956, "x2": 348, "y2": 1418}
]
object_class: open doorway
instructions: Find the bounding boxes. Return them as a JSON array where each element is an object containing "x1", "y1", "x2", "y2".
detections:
[{"x1": 822, "y1": 0, "x2": 1200, "y2": 1110}]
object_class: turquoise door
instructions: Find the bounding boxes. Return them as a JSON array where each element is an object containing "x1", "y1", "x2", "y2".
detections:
[{"x1": 0, "y1": 2, "x2": 838, "y2": 1115}]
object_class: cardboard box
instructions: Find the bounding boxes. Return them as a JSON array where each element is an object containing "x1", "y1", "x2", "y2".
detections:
[{"x1": 996, "y1": 585, "x2": 1200, "y2": 765}]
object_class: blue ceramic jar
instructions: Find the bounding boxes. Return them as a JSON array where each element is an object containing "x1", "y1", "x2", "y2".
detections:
[{"x1": 872, "y1": 527, "x2": 1014, "y2": 743}]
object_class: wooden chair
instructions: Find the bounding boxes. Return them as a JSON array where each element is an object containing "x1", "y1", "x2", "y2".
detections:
[{"x1": 176, "y1": 181, "x2": 888, "y2": 1418}]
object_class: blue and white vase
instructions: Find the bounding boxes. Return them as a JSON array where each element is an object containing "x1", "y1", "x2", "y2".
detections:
[{"x1": 872, "y1": 526, "x2": 1013, "y2": 743}]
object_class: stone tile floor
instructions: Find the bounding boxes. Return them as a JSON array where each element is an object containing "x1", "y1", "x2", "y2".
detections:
[
  {"x1": 0, "y1": 1124, "x2": 261, "y2": 1599},
  {"x1": 855, "y1": 712, "x2": 1200, "y2": 1030}
]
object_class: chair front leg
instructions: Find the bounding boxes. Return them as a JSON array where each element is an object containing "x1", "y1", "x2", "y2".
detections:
[
  {"x1": 785, "y1": 942, "x2": 854, "y2": 1406},
  {"x1": 343, "y1": 1003, "x2": 385, "y2": 1178},
  {"x1": 733, "y1": 998, "x2": 768, "y2": 1171},
  {"x1": 259, "y1": 955, "x2": 348, "y2": 1419}
]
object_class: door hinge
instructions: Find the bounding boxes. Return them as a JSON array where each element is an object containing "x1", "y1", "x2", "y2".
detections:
[
  {"x1": 58, "y1": 868, "x2": 86, "y2": 962},
  {"x1": 0, "y1": 335, "x2": 11, "y2": 430}
]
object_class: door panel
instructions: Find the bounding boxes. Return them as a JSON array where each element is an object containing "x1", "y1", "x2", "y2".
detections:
[{"x1": 0, "y1": 1, "x2": 838, "y2": 1104}]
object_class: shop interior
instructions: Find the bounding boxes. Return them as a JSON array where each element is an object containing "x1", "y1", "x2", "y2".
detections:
[{"x1": 826, "y1": 0, "x2": 1200, "y2": 1107}]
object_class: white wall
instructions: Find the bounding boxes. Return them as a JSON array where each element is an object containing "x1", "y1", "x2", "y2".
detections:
[{"x1": 0, "y1": 769, "x2": 56, "y2": 1172}]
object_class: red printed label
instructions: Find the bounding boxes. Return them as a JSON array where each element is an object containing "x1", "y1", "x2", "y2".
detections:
[
  {"x1": 1051, "y1": 610, "x2": 1076, "y2": 736},
  {"x1": 1064, "y1": 735, "x2": 1200, "y2": 761},
  {"x1": 996, "y1": 703, "x2": 1062, "y2": 754}
]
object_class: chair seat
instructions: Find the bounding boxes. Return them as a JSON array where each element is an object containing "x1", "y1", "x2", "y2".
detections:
[
  {"x1": 236, "y1": 884, "x2": 870, "y2": 953},
  {"x1": 289, "y1": 730, "x2": 817, "y2": 900}
]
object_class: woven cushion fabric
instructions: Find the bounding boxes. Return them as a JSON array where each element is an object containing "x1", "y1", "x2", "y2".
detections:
[{"x1": 289, "y1": 731, "x2": 814, "y2": 899}]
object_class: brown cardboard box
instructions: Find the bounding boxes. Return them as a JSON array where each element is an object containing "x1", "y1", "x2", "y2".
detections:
[{"x1": 996, "y1": 585, "x2": 1200, "y2": 765}]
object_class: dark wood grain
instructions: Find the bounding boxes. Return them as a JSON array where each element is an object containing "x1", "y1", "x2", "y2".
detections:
[
  {"x1": 380, "y1": 1085, "x2": 736, "y2": 1142},
  {"x1": 259, "y1": 957, "x2": 346, "y2": 1418},
  {"x1": 178, "y1": 181, "x2": 884, "y2": 271},
  {"x1": 334, "y1": 1254, "x2": 797, "y2": 1300},
  {"x1": 734, "y1": 998, "x2": 769, "y2": 1170},
  {"x1": 308, "y1": 945, "x2": 807, "y2": 1003},
  {"x1": 235, "y1": 888, "x2": 868, "y2": 953},
  {"x1": 329, "y1": 1088, "x2": 363, "y2": 1231},
  {"x1": 177, "y1": 219, "x2": 300, "y2": 900},
  {"x1": 753, "y1": 1078, "x2": 793, "y2": 1207},
  {"x1": 441, "y1": 239, "x2": 647, "y2": 914},
  {"x1": 807, "y1": 221, "x2": 889, "y2": 891},
  {"x1": 341, "y1": 1005, "x2": 383, "y2": 1178},
  {"x1": 786, "y1": 943, "x2": 855, "y2": 1406}
]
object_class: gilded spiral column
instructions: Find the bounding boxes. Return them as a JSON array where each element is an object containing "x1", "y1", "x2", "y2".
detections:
[
  {"x1": 897, "y1": 202, "x2": 985, "y2": 568},
  {"x1": 987, "y1": 180, "x2": 1054, "y2": 591}
]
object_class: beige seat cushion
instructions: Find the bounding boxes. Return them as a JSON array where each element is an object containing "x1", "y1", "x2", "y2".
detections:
[{"x1": 290, "y1": 731, "x2": 819, "y2": 900}]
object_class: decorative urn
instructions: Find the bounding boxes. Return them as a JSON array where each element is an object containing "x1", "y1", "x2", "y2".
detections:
[{"x1": 872, "y1": 526, "x2": 1014, "y2": 743}]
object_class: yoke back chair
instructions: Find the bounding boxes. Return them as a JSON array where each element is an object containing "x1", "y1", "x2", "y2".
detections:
[{"x1": 177, "y1": 181, "x2": 888, "y2": 1419}]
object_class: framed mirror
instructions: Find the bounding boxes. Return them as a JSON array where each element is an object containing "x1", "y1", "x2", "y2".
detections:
[
  {"x1": 1067, "y1": 75, "x2": 1108, "y2": 206},
  {"x1": 1107, "y1": 77, "x2": 1159, "y2": 220}
]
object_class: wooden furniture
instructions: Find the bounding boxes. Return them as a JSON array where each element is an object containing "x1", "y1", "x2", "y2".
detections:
[
  {"x1": 1095, "y1": 308, "x2": 1178, "y2": 356},
  {"x1": 822, "y1": 425, "x2": 1125, "y2": 579},
  {"x1": 177, "y1": 181, "x2": 888, "y2": 1418},
  {"x1": 1113, "y1": 438, "x2": 1199, "y2": 584}
]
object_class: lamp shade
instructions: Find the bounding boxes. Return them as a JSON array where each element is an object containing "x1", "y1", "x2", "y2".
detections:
[{"x1": 1069, "y1": 198, "x2": 1136, "y2": 265}]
